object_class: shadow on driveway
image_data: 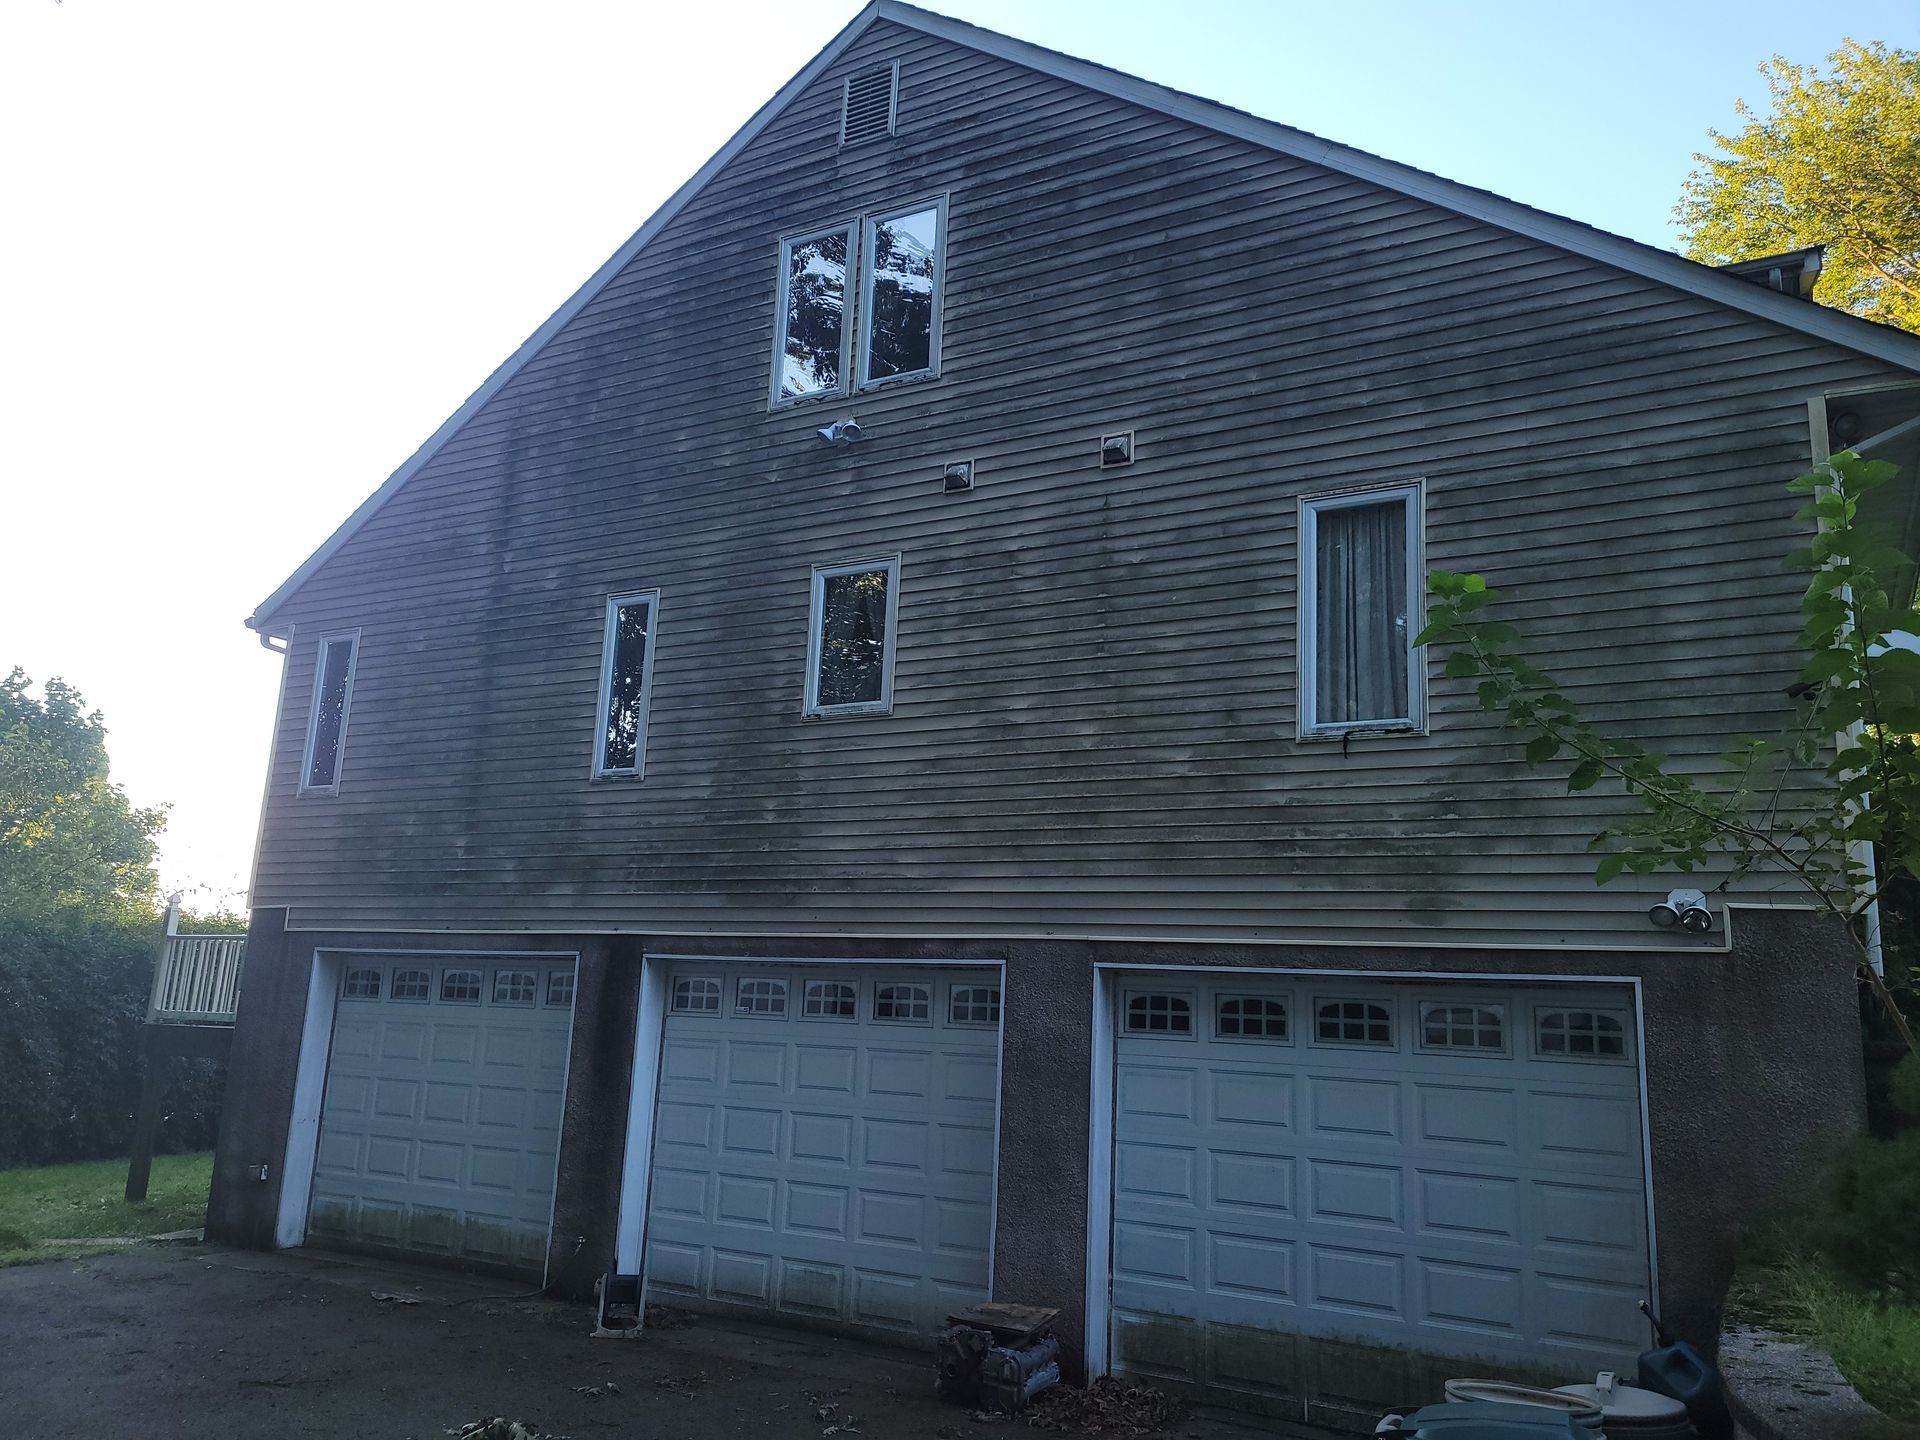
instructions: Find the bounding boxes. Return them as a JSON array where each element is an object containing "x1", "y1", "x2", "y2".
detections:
[{"x1": 0, "y1": 1244, "x2": 999, "y2": 1439}]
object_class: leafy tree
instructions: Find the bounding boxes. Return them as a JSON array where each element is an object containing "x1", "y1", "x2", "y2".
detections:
[
  {"x1": 1676, "y1": 41, "x2": 1920, "y2": 333},
  {"x1": 1419, "y1": 451, "x2": 1917, "y2": 1055},
  {"x1": 0, "y1": 671, "x2": 218, "y2": 1167},
  {"x1": 0, "y1": 667, "x2": 165, "y2": 924}
]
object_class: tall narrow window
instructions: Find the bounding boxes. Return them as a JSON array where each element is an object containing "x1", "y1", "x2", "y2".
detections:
[
  {"x1": 594, "y1": 591, "x2": 660, "y2": 776},
  {"x1": 774, "y1": 224, "x2": 855, "y2": 404},
  {"x1": 300, "y1": 632, "x2": 359, "y2": 793},
  {"x1": 806, "y1": 558, "x2": 900, "y2": 716},
  {"x1": 1300, "y1": 485, "x2": 1423, "y2": 737},
  {"x1": 860, "y1": 202, "x2": 943, "y2": 386}
]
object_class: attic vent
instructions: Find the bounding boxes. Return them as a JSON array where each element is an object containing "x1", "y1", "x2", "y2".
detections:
[{"x1": 840, "y1": 62, "x2": 898, "y2": 146}]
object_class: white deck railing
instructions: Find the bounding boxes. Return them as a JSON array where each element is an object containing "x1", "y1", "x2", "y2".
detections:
[{"x1": 147, "y1": 901, "x2": 247, "y2": 1023}]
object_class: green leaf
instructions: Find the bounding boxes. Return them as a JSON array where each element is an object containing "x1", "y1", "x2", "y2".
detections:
[
  {"x1": 1525, "y1": 734, "x2": 1561, "y2": 766},
  {"x1": 1594, "y1": 853, "x2": 1627, "y2": 885},
  {"x1": 1567, "y1": 759, "x2": 1603, "y2": 792}
]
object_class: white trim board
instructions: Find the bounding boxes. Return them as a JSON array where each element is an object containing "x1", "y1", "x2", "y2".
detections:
[
  {"x1": 1079, "y1": 964, "x2": 1657, "y2": 1381},
  {"x1": 278, "y1": 898, "x2": 1810, "y2": 954},
  {"x1": 245, "y1": 0, "x2": 1920, "y2": 632}
]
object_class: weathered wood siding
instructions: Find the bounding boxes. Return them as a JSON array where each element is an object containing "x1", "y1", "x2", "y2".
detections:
[{"x1": 251, "y1": 21, "x2": 1907, "y2": 946}]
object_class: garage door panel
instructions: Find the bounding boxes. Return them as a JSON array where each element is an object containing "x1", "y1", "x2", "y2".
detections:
[
  {"x1": 1307, "y1": 1077, "x2": 1400, "y2": 1142},
  {"x1": 1111, "y1": 977, "x2": 1650, "y2": 1407},
  {"x1": 647, "y1": 964, "x2": 1002, "y2": 1342},
  {"x1": 1416, "y1": 1256, "x2": 1524, "y2": 1336},
  {"x1": 1306, "y1": 1158, "x2": 1403, "y2": 1230},
  {"x1": 1210, "y1": 1068, "x2": 1295, "y2": 1131},
  {"x1": 1416, "y1": 1169, "x2": 1521, "y2": 1244},
  {"x1": 307, "y1": 958, "x2": 576, "y2": 1279},
  {"x1": 1211, "y1": 1150, "x2": 1295, "y2": 1218},
  {"x1": 1209, "y1": 1231, "x2": 1296, "y2": 1302}
]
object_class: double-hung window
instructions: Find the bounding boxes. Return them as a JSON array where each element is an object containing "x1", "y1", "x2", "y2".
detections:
[
  {"x1": 805, "y1": 558, "x2": 900, "y2": 717},
  {"x1": 1299, "y1": 483, "x2": 1424, "y2": 737},
  {"x1": 772, "y1": 197, "x2": 945, "y2": 406},
  {"x1": 593, "y1": 590, "x2": 660, "y2": 777},
  {"x1": 299, "y1": 631, "x2": 359, "y2": 794}
]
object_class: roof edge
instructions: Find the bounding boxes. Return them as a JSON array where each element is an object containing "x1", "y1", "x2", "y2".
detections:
[
  {"x1": 250, "y1": 0, "x2": 1920, "y2": 629},
  {"x1": 247, "y1": 0, "x2": 892, "y2": 629}
]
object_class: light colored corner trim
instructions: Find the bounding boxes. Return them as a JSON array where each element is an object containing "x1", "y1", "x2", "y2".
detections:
[
  {"x1": 803, "y1": 554, "x2": 903, "y2": 718},
  {"x1": 275, "y1": 948, "x2": 342, "y2": 1247},
  {"x1": 1082, "y1": 967, "x2": 1116, "y2": 1379},
  {"x1": 614, "y1": 956, "x2": 670, "y2": 1275},
  {"x1": 768, "y1": 219, "x2": 859, "y2": 411},
  {"x1": 1296, "y1": 480, "x2": 1427, "y2": 740},
  {"x1": 592, "y1": 589, "x2": 663, "y2": 779},
  {"x1": 296, "y1": 629, "x2": 360, "y2": 797},
  {"x1": 244, "y1": 0, "x2": 1920, "y2": 633},
  {"x1": 855, "y1": 192, "x2": 949, "y2": 391},
  {"x1": 1079, "y1": 965, "x2": 1657, "y2": 1380}
]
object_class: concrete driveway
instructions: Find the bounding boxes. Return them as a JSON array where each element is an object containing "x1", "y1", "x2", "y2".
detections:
[{"x1": 0, "y1": 1245, "x2": 1242, "y2": 1440}]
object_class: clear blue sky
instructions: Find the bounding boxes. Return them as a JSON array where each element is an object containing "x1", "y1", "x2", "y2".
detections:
[
  {"x1": 2, "y1": 0, "x2": 1914, "y2": 903},
  {"x1": 935, "y1": 0, "x2": 1920, "y2": 249}
]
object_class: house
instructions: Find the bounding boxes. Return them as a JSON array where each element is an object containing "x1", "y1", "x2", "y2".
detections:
[{"x1": 207, "y1": 2, "x2": 1920, "y2": 1427}]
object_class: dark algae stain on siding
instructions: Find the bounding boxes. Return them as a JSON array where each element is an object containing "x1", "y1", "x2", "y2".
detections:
[{"x1": 252, "y1": 20, "x2": 1908, "y2": 944}]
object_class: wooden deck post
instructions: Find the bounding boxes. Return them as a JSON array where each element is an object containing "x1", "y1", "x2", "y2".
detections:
[
  {"x1": 124, "y1": 1028, "x2": 167, "y2": 1203},
  {"x1": 127, "y1": 897, "x2": 182, "y2": 1203}
]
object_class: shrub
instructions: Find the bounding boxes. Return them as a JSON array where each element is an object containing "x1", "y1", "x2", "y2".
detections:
[
  {"x1": 0, "y1": 913, "x2": 224, "y2": 1169},
  {"x1": 1816, "y1": 1054, "x2": 1920, "y2": 1297}
]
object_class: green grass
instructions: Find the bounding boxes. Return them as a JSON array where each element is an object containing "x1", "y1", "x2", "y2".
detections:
[
  {"x1": 1783, "y1": 1257, "x2": 1920, "y2": 1425},
  {"x1": 0, "y1": 1153, "x2": 211, "y2": 1266}
]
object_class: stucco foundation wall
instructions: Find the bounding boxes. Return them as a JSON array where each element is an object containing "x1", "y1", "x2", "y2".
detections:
[{"x1": 213, "y1": 910, "x2": 1862, "y2": 1367}]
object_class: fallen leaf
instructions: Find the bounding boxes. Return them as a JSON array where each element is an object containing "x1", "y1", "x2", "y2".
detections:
[{"x1": 372, "y1": 1291, "x2": 421, "y2": 1306}]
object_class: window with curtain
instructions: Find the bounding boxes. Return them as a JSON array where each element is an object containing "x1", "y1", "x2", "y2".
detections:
[
  {"x1": 1302, "y1": 486, "x2": 1421, "y2": 734},
  {"x1": 807, "y1": 559, "x2": 898, "y2": 715}
]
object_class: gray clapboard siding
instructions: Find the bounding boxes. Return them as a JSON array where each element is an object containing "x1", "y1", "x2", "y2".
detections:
[{"x1": 249, "y1": 19, "x2": 1910, "y2": 945}]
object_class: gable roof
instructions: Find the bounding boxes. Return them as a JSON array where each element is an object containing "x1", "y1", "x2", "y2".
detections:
[{"x1": 247, "y1": 0, "x2": 1920, "y2": 631}]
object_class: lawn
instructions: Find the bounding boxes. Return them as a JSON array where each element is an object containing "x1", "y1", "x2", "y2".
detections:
[
  {"x1": 1785, "y1": 1259, "x2": 1920, "y2": 1425},
  {"x1": 0, "y1": 1152, "x2": 211, "y2": 1266}
]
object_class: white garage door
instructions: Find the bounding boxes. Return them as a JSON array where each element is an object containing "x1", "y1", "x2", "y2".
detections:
[
  {"x1": 645, "y1": 964, "x2": 1002, "y2": 1341},
  {"x1": 308, "y1": 956, "x2": 576, "y2": 1278},
  {"x1": 1110, "y1": 976, "x2": 1649, "y2": 1404}
]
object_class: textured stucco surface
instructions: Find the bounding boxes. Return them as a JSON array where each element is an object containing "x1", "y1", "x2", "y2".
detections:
[{"x1": 211, "y1": 908, "x2": 1863, "y2": 1375}]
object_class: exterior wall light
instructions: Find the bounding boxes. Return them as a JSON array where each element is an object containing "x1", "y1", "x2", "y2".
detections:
[
  {"x1": 817, "y1": 418, "x2": 863, "y2": 444},
  {"x1": 1649, "y1": 888, "x2": 1713, "y2": 934}
]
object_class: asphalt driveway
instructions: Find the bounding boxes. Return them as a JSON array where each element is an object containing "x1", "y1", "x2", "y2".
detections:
[{"x1": 0, "y1": 1245, "x2": 1249, "y2": 1440}]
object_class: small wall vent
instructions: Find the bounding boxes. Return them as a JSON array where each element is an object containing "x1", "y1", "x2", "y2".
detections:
[{"x1": 841, "y1": 61, "x2": 899, "y2": 146}]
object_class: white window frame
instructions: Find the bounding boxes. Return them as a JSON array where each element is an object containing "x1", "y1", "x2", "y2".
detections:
[
  {"x1": 769, "y1": 220, "x2": 859, "y2": 409},
  {"x1": 855, "y1": 194, "x2": 948, "y2": 391},
  {"x1": 1297, "y1": 481, "x2": 1426, "y2": 740},
  {"x1": 592, "y1": 589, "x2": 662, "y2": 779},
  {"x1": 298, "y1": 629, "x2": 361, "y2": 795},
  {"x1": 1416, "y1": 999, "x2": 1509, "y2": 1056},
  {"x1": 1120, "y1": 989, "x2": 1197, "y2": 1039},
  {"x1": 804, "y1": 556, "x2": 902, "y2": 718}
]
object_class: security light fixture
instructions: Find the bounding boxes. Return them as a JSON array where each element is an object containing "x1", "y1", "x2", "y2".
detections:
[
  {"x1": 1100, "y1": 431, "x2": 1134, "y2": 467},
  {"x1": 1829, "y1": 409, "x2": 1863, "y2": 445},
  {"x1": 817, "y1": 417, "x2": 863, "y2": 445},
  {"x1": 943, "y1": 459, "x2": 975, "y2": 493},
  {"x1": 1649, "y1": 887, "x2": 1713, "y2": 934}
]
